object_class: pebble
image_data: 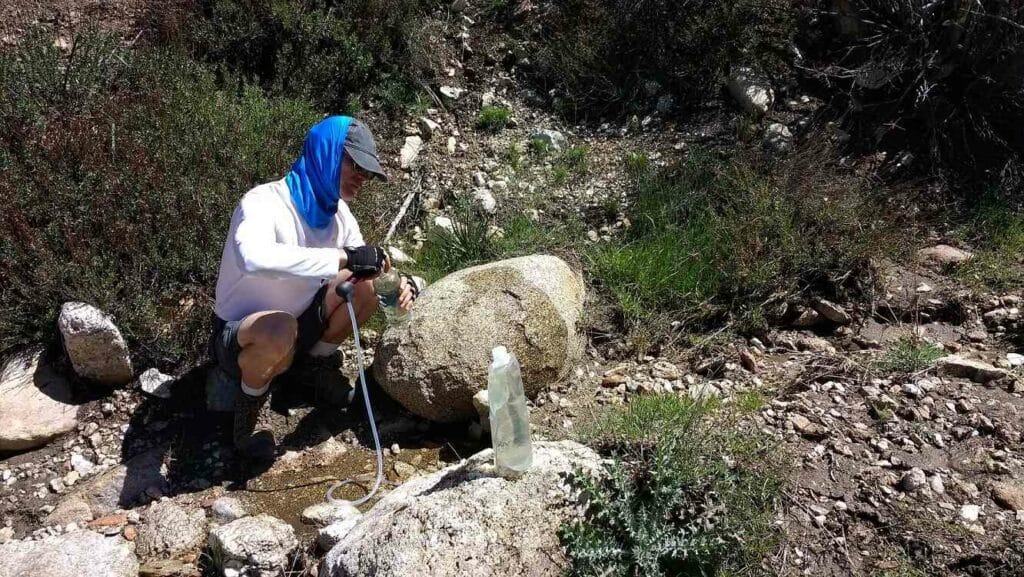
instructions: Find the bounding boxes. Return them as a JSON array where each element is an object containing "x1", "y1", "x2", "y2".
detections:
[
  {"x1": 960, "y1": 504, "x2": 981, "y2": 522},
  {"x1": 899, "y1": 468, "x2": 927, "y2": 493}
]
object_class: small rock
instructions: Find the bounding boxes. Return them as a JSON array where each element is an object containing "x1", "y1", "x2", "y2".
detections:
[
  {"x1": 650, "y1": 361, "x2": 682, "y2": 380},
  {"x1": 400, "y1": 136, "x2": 423, "y2": 169},
  {"x1": 991, "y1": 482, "x2": 1024, "y2": 511},
  {"x1": 433, "y1": 216, "x2": 455, "y2": 233},
  {"x1": 959, "y1": 504, "x2": 981, "y2": 522},
  {"x1": 899, "y1": 468, "x2": 927, "y2": 493},
  {"x1": 797, "y1": 337, "x2": 835, "y2": 354},
  {"x1": 301, "y1": 502, "x2": 361, "y2": 528},
  {"x1": 739, "y1": 349, "x2": 758, "y2": 373},
  {"x1": 138, "y1": 369, "x2": 174, "y2": 400},
  {"x1": 387, "y1": 246, "x2": 414, "y2": 265},
  {"x1": 58, "y1": 302, "x2": 133, "y2": 385},
  {"x1": 0, "y1": 526, "x2": 14, "y2": 544},
  {"x1": 727, "y1": 67, "x2": 774, "y2": 115},
  {"x1": 472, "y1": 390, "x2": 490, "y2": 432},
  {"x1": 446, "y1": 137, "x2": 457, "y2": 155},
  {"x1": 473, "y1": 189, "x2": 497, "y2": 214},
  {"x1": 917, "y1": 245, "x2": 974, "y2": 269},
  {"x1": 418, "y1": 117, "x2": 440, "y2": 140},
  {"x1": 764, "y1": 123, "x2": 793, "y2": 153},
  {"x1": 938, "y1": 356, "x2": 1010, "y2": 383},
  {"x1": 439, "y1": 86, "x2": 465, "y2": 101},
  {"x1": 135, "y1": 501, "x2": 207, "y2": 558},
  {"x1": 929, "y1": 474, "x2": 945, "y2": 494},
  {"x1": 788, "y1": 414, "x2": 826, "y2": 439},
  {"x1": 1006, "y1": 353, "x2": 1024, "y2": 368},
  {"x1": 812, "y1": 299, "x2": 851, "y2": 324},
  {"x1": 317, "y1": 516, "x2": 362, "y2": 551},
  {"x1": 792, "y1": 308, "x2": 822, "y2": 328},
  {"x1": 529, "y1": 129, "x2": 567, "y2": 152},
  {"x1": 212, "y1": 497, "x2": 248, "y2": 524},
  {"x1": 394, "y1": 461, "x2": 417, "y2": 479},
  {"x1": 70, "y1": 454, "x2": 95, "y2": 475},
  {"x1": 0, "y1": 349, "x2": 79, "y2": 451},
  {"x1": 208, "y1": 515, "x2": 298, "y2": 577}
]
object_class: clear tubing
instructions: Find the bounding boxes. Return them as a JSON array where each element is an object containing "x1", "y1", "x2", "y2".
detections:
[{"x1": 325, "y1": 300, "x2": 384, "y2": 507}]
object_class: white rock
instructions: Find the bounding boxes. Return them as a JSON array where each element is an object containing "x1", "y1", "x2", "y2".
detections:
[
  {"x1": 1006, "y1": 353, "x2": 1024, "y2": 368},
  {"x1": 764, "y1": 123, "x2": 793, "y2": 152},
  {"x1": 57, "y1": 302, "x2": 133, "y2": 385},
  {"x1": 400, "y1": 136, "x2": 423, "y2": 169},
  {"x1": 917, "y1": 245, "x2": 974, "y2": 269},
  {"x1": 899, "y1": 468, "x2": 927, "y2": 493},
  {"x1": 301, "y1": 502, "x2": 361, "y2": 527},
  {"x1": 70, "y1": 454, "x2": 95, "y2": 476},
  {"x1": 439, "y1": 86, "x2": 465, "y2": 101},
  {"x1": 0, "y1": 529, "x2": 137, "y2": 577},
  {"x1": 208, "y1": 515, "x2": 298, "y2": 577},
  {"x1": 0, "y1": 349, "x2": 79, "y2": 451},
  {"x1": 319, "y1": 441, "x2": 600, "y2": 577},
  {"x1": 432, "y1": 216, "x2": 455, "y2": 233},
  {"x1": 387, "y1": 246, "x2": 415, "y2": 265},
  {"x1": 317, "y1": 517, "x2": 361, "y2": 551},
  {"x1": 727, "y1": 67, "x2": 774, "y2": 115},
  {"x1": 960, "y1": 504, "x2": 980, "y2": 522},
  {"x1": 138, "y1": 368, "x2": 174, "y2": 399},
  {"x1": 418, "y1": 117, "x2": 440, "y2": 140},
  {"x1": 446, "y1": 137, "x2": 457, "y2": 154},
  {"x1": 472, "y1": 389, "x2": 490, "y2": 432},
  {"x1": 135, "y1": 501, "x2": 207, "y2": 558},
  {"x1": 530, "y1": 129, "x2": 567, "y2": 152},
  {"x1": 938, "y1": 356, "x2": 1010, "y2": 383},
  {"x1": 473, "y1": 189, "x2": 497, "y2": 214},
  {"x1": 212, "y1": 497, "x2": 248, "y2": 524},
  {"x1": 472, "y1": 172, "x2": 487, "y2": 187}
]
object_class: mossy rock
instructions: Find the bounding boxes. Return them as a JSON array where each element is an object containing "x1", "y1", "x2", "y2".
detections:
[{"x1": 373, "y1": 255, "x2": 585, "y2": 422}]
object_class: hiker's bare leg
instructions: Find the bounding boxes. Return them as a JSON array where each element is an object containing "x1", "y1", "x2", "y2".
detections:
[
  {"x1": 320, "y1": 270, "x2": 379, "y2": 344},
  {"x1": 237, "y1": 311, "x2": 298, "y2": 391}
]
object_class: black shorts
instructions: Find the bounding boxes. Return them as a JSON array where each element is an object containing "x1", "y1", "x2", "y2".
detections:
[{"x1": 208, "y1": 284, "x2": 330, "y2": 380}]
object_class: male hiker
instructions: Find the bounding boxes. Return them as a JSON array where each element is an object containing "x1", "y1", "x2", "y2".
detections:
[{"x1": 209, "y1": 116, "x2": 418, "y2": 461}]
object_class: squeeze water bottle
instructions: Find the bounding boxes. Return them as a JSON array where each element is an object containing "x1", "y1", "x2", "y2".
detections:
[
  {"x1": 488, "y1": 346, "x2": 533, "y2": 476},
  {"x1": 372, "y1": 268, "x2": 408, "y2": 323}
]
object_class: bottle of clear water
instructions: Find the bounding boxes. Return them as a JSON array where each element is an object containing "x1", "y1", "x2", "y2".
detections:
[
  {"x1": 372, "y1": 268, "x2": 408, "y2": 323},
  {"x1": 488, "y1": 346, "x2": 532, "y2": 476}
]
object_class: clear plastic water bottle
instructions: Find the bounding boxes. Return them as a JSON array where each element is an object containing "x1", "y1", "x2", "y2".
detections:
[
  {"x1": 372, "y1": 268, "x2": 408, "y2": 323},
  {"x1": 488, "y1": 346, "x2": 532, "y2": 476}
]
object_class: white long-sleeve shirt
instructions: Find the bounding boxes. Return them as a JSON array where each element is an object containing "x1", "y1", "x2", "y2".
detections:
[{"x1": 214, "y1": 179, "x2": 364, "y2": 321}]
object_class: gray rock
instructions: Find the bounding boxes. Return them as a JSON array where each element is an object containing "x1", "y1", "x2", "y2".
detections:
[
  {"x1": 812, "y1": 299, "x2": 851, "y2": 324},
  {"x1": 473, "y1": 189, "x2": 497, "y2": 214},
  {"x1": 418, "y1": 117, "x2": 440, "y2": 140},
  {"x1": 0, "y1": 349, "x2": 79, "y2": 451},
  {"x1": 208, "y1": 515, "x2": 298, "y2": 577},
  {"x1": 301, "y1": 502, "x2": 361, "y2": 527},
  {"x1": 57, "y1": 302, "x2": 133, "y2": 386},
  {"x1": 0, "y1": 530, "x2": 137, "y2": 577},
  {"x1": 792, "y1": 307, "x2": 822, "y2": 328},
  {"x1": 211, "y1": 497, "x2": 248, "y2": 524},
  {"x1": 135, "y1": 501, "x2": 206, "y2": 558},
  {"x1": 899, "y1": 468, "x2": 927, "y2": 493},
  {"x1": 59, "y1": 447, "x2": 168, "y2": 517},
  {"x1": 992, "y1": 482, "x2": 1024, "y2": 511},
  {"x1": 916, "y1": 245, "x2": 973, "y2": 269},
  {"x1": 374, "y1": 256, "x2": 585, "y2": 422},
  {"x1": 727, "y1": 67, "x2": 774, "y2": 115},
  {"x1": 317, "y1": 517, "x2": 361, "y2": 551},
  {"x1": 43, "y1": 496, "x2": 93, "y2": 526},
  {"x1": 764, "y1": 123, "x2": 793, "y2": 152},
  {"x1": 319, "y1": 441, "x2": 601, "y2": 577},
  {"x1": 438, "y1": 86, "x2": 465, "y2": 101},
  {"x1": 938, "y1": 356, "x2": 1010, "y2": 384},
  {"x1": 400, "y1": 136, "x2": 423, "y2": 169},
  {"x1": 472, "y1": 389, "x2": 490, "y2": 432},
  {"x1": 138, "y1": 369, "x2": 174, "y2": 399},
  {"x1": 529, "y1": 129, "x2": 567, "y2": 152}
]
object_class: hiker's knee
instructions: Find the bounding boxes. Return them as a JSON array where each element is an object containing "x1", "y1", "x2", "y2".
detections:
[{"x1": 239, "y1": 311, "x2": 298, "y2": 357}]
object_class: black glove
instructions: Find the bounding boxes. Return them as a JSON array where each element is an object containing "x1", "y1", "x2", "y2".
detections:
[
  {"x1": 343, "y1": 245, "x2": 386, "y2": 278},
  {"x1": 401, "y1": 273, "x2": 423, "y2": 301}
]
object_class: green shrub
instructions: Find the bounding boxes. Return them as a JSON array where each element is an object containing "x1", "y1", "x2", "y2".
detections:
[
  {"x1": 958, "y1": 199, "x2": 1024, "y2": 290},
  {"x1": 799, "y1": 1, "x2": 1024, "y2": 199},
  {"x1": 876, "y1": 338, "x2": 944, "y2": 374},
  {"x1": 476, "y1": 105, "x2": 512, "y2": 132},
  {"x1": 521, "y1": 0, "x2": 795, "y2": 118},
  {"x1": 186, "y1": 0, "x2": 437, "y2": 112},
  {"x1": 0, "y1": 28, "x2": 320, "y2": 368},
  {"x1": 563, "y1": 395, "x2": 783, "y2": 576},
  {"x1": 592, "y1": 145, "x2": 894, "y2": 324}
]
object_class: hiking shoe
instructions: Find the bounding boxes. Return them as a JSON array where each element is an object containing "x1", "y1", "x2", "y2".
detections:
[
  {"x1": 293, "y1": 352, "x2": 356, "y2": 406},
  {"x1": 233, "y1": 390, "x2": 275, "y2": 463}
]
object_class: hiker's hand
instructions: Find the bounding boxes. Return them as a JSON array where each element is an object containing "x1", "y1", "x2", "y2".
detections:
[
  {"x1": 343, "y1": 245, "x2": 387, "y2": 279},
  {"x1": 398, "y1": 276, "x2": 414, "y2": 311}
]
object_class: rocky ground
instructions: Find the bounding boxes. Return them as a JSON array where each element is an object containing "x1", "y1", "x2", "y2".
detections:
[{"x1": 3, "y1": 3, "x2": 1024, "y2": 577}]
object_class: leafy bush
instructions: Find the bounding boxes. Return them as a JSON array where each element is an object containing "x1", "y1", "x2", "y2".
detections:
[
  {"x1": 563, "y1": 395, "x2": 782, "y2": 576},
  {"x1": 520, "y1": 0, "x2": 795, "y2": 118},
  {"x1": 186, "y1": 0, "x2": 438, "y2": 112},
  {"x1": 798, "y1": 0, "x2": 1024, "y2": 198},
  {"x1": 476, "y1": 105, "x2": 512, "y2": 132},
  {"x1": 0, "y1": 28, "x2": 320, "y2": 368},
  {"x1": 592, "y1": 145, "x2": 895, "y2": 325}
]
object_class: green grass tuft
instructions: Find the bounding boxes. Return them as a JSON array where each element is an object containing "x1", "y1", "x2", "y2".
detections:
[
  {"x1": 876, "y1": 338, "x2": 944, "y2": 374},
  {"x1": 957, "y1": 199, "x2": 1024, "y2": 291},
  {"x1": 476, "y1": 105, "x2": 512, "y2": 132}
]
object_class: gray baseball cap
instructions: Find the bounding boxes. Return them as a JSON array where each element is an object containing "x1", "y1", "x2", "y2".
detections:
[{"x1": 344, "y1": 119, "x2": 388, "y2": 182}]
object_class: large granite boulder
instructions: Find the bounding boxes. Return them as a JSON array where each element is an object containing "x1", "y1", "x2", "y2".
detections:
[
  {"x1": 320, "y1": 440, "x2": 601, "y2": 577},
  {"x1": 208, "y1": 515, "x2": 298, "y2": 577},
  {"x1": 374, "y1": 255, "x2": 585, "y2": 422},
  {"x1": 0, "y1": 530, "x2": 137, "y2": 577},
  {"x1": 0, "y1": 349, "x2": 79, "y2": 451}
]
